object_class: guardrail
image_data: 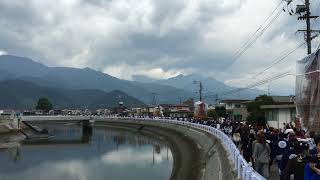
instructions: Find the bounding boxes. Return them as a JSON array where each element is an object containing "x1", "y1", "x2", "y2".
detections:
[{"x1": 102, "y1": 116, "x2": 266, "y2": 180}]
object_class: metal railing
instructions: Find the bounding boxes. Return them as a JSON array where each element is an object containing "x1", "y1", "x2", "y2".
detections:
[{"x1": 102, "y1": 116, "x2": 266, "y2": 180}]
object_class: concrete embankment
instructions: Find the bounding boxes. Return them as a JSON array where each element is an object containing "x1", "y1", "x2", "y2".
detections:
[
  {"x1": 94, "y1": 119, "x2": 237, "y2": 180},
  {"x1": 0, "y1": 122, "x2": 43, "y2": 149},
  {"x1": 0, "y1": 130, "x2": 25, "y2": 149}
]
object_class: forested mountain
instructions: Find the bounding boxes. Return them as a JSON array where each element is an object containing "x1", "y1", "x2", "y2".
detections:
[{"x1": 0, "y1": 80, "x2": 145, "y2": 109}]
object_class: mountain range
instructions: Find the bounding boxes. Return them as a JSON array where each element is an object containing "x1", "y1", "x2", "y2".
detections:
[
  {"x1": 0, "y1": 80, "x2": 145, "y2": 109},
  {"x1": 0, "y1": 55, "x2": 265, "y2": 108}
]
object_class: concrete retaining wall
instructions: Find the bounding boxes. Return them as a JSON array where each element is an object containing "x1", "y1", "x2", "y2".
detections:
[{"x1": 95, "y1": 118, "x2": 237, "y2": 180}]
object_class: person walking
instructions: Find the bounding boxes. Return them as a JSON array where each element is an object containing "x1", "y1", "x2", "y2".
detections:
[
  {"x1": 241, "y1": 135, "x2": 251, "y2": 162},
  {"x1": 282, "y1": 141, "x2": 309, "y2": 180},
  {"x1": 253, "y1": 131, "x2": 271, "y2": 178}
]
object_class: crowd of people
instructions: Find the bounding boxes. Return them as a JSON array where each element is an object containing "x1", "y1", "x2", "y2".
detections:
[
  {"x1": 196, "y1": 118, "x2": 320, "y2": 180},
  {"x1": 138, "y1": 115, "x2": 320, "y2": 179}
]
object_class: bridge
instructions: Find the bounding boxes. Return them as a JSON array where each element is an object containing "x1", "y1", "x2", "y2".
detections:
[
  {"x1": 19, "y1": 115, "x2": 93, "y2": 142},
  {"x1": 20, "y1": 115, "x2": 92, "y2": 122}
]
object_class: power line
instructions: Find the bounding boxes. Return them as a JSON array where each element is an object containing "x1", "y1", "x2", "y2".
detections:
[
  {"x1": 254, "y1": 41, "x2": 306, "y2": 77},
  {"x1": 219, "y1": 72, "x2": 291, "y2": 97},
  {"x1": 226, "y1": 1, "x2": 284, "y2": 62},
  {"x1": 224, "y1": 1, "x2": 284, "y2": 69},
  {"x1": 254, "y1": 33, "x2": 319, "y2": 78},
  {"x1": 225, "y1": 10, "x2": 283, "y2": 68},
  {"x1": 202, "y1": 71, "x2": 291, "y2": 99}
]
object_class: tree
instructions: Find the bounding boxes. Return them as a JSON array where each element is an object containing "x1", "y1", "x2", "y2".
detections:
[
  {"x1": 246, "y1": 95, "x2": 275, "y2": 125},
  {"x1": 36, "y1": 97, "x2": 53, "y2": 112},
  {"x1": 215, "y1": 106, "x2": 227, "y2": 118},
  {"x1": 207, "y1": 109, "x2": 217, "y2": 119}
]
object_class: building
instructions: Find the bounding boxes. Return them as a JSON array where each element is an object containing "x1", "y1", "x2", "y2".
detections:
[
  {"x1": 219, "y1": 99, "x2": 250, "y2": 121},
  {"x1": 96, "y1": 109, "x2": 111, "y2": 116},
  {"x1": 129, "y1": 107, "x2": 149, "y2": 117},
  {"x1": 165, "y1": 104, "x2": 193, "y2": 118},
  {"x1": 261, "y1": 96, "x2": 296, "y2": 129},
  {"x1": 129, "y1": 104, "x2": 193, "y2": 118},
  {"x1": 261, "y1": 104, "x2": 296, "y2": 129}
]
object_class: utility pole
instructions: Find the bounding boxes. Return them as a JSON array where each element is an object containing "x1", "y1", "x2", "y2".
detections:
[
  {"x1": 151, "y1": 93, "x2": 157, "y2": 106},
  {"x1": 215, "y1": 95, "x2": 219, "y2": 105},
  {"x1": 199, "y1": 81, "x2": 203, "y2": 102},
  {"x1": 305, "y1": 0, "x2": 312, "y2": 54},
  {"x1": 193, "y1": 80, "x2": 203, "y2": 102},
  {"x1": 296, "y1": 0, "x2": 319, "y2": 54}
]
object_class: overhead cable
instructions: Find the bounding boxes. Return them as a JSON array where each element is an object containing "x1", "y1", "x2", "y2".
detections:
[
  {"x1": 254, "y1": 41, "x2": 306, "y2": 77},
  {"x1": 202, "y1": 71, "x2": 291, "y2": 99},
  {"x1": 224, "y1": 1, "x2": 285, "y2": 69}
]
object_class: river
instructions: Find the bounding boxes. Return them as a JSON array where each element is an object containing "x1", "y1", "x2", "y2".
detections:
[{"x1": 0, "y1": 122, "x2": 173, "y2": 180}]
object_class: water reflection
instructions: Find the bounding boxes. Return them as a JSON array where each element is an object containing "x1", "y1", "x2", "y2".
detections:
[{"x1": 0, "y1": 123, "x2": 173, "y2": 180}]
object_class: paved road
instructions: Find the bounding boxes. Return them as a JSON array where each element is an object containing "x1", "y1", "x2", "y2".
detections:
[{"x1": 269, "y1": 163, "x2": 279, "y2": 180}]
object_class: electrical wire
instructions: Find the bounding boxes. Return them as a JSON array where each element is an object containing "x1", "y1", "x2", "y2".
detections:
[
  {"x1": 219, "y1": 71, "x2": 291, "y2": 96},
  {"x1": 254, "y1": 41, "x2": 306, "y2": 77},
  {"x1": 218, "y1": 70, "x2": 320, "y2": 98},
  {"x1": 224, "y1": 1, "x2": 285, "y2": 69},
  {"x1": 225, "y1": 10, "x2": 283, "y2": 68},
  {"x1": 202, "y1": 71, "x2": 292, "y2": 99}
]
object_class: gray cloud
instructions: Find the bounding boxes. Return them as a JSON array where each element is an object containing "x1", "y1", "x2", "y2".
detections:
[{"x1": 0, "y1": 0, "x2": 318, "y2": 94}]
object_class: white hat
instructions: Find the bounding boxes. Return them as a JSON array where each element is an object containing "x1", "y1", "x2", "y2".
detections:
[{"x1": 284, "y1": 129, "x2": 294, "y2": 134}]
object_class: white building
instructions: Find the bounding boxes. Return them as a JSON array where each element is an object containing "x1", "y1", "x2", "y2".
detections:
[
  {"x1": 219, "y1": 100, "x2": 250, "y2": 121},
  {"x1": 261, "y1": 104, "x2": 296, "y2": 129},
  {"x1": 219, "y1": 99, "x2": 249, "y2": 110}
]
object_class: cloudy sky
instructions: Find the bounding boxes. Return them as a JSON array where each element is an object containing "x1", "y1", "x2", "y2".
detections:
[{"x1": 0, "y1": 0, "x2": 319, "y2": 94}]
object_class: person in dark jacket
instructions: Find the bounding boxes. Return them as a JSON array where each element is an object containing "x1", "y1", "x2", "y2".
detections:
[
  {"x1": 248, "y1": 133, "x2": 256, "y2": 167},
  {"x1": 275, "y1": 132, "x2": 290, "y2": 176},
  {"x1": 305, "y1": 135, "x2": 320, "y2": 180},
  {"x1": 280, "y1": 138, "x2": 299, "y2": 172},
  {"x1": 241, "y1": 135, "x2": 251, "y2": 162},
  {"x1": 282, "y1": 140, "x2": 309, "y2": 180}
]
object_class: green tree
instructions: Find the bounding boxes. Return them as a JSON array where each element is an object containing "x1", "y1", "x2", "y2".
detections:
[
  {"x1": 36, "y1": 97, "x2": 53, "y2": 112},
  {"x1": 207, "y1": 109, "x2": 218, "y2": 119},
  {"x1": 215, "y1": 106, "x2": 227, "y2": 118},
  {"x1": 246, "y1": 95, "x2": 275, "y2": 125}
]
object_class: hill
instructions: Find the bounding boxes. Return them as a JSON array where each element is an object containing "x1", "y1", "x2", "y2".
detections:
[
  {"x1": 156, "y1": 74, "x2": 265, "y2": 101},
  {"x1": 0, "y1": 80, "x2": 145, "y2": 109},
  {"x1": 0, "y1": 55, "x2": 193, "y2": 104},
  {"x1": 0, "y1": 55, "x2": 264, "y2": 104}
]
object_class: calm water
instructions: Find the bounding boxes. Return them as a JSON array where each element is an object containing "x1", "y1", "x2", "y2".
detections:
[{"x1": 0, "y1": 123, "x2": 173, "y2": 180}]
